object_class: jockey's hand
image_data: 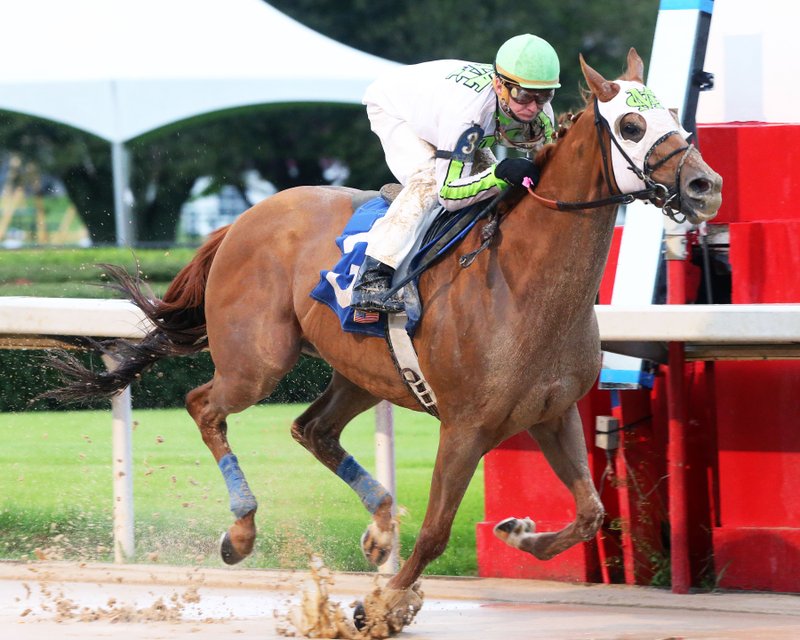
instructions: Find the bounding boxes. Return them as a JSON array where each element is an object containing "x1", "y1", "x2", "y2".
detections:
[{"x1": 494, "y1": 158, "x2": 540, "y2": 186}]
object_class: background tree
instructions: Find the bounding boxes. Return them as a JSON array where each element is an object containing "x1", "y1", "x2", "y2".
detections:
[
  {"x1": 266, "y1": 0, "x2": 660, "y2": 112},
  {"x1": 0, "y1": 104, "x2": 388, "y2": 244},
  {"x1": 0, "y1": 0, "x2": 659, "y2": 244}
]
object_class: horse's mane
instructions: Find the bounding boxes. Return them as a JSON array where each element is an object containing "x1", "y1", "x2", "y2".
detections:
[{"x1": 536, "y1": 109, "x2": 586, "y2": 167}]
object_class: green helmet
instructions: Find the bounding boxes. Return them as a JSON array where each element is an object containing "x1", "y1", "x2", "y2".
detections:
[{"x1": 495, "y1": 34, "x2": 561, "y2": 89}]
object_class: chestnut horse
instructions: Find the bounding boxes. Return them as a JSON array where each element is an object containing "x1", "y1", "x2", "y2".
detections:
[{"x1": 49, "y1": 49, "x2": 721, "y2": 631}]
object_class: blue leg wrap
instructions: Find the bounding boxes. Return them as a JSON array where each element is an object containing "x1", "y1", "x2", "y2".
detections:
[
  {"x1": 336, "y1": 455, "x2": 390, "y2": 514},
  {"x1": 218, "y1": 453, "x2": 257, "y2": 519}
]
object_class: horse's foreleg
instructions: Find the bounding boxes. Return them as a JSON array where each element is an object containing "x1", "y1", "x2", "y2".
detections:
[
  {"x1": 289, "y1": 372, "x2": 391, "y2": 565},
  {"x1": 367, "y1": 424, "x2": 486, "y2": 632},
  {"x1": 186, "y1": 377, "x2": 263, "y2": 565},
  {"x1": 494, "y1": 403, "x2": 604, "y2": 560}
]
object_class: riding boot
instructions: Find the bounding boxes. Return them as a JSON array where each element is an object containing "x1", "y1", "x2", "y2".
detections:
[{"x1": 350, "y1": 256, "x2": 405, "y2": 314}]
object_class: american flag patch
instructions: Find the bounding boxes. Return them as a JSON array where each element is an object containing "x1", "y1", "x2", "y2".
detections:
[{"x1": 353, "y1": 309, "x2": 380, "y2": 324}]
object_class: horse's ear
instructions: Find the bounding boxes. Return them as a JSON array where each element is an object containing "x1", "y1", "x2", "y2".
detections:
[
  {"x1": 625, "y1": 47, "x2": 645, "y2": 83},
  {"x1": 579, "y1": 53, "x2": 620, "y2": 102}
]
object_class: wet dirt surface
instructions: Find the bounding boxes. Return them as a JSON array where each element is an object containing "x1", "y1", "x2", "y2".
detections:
[{"x1": 2, "y1": 561, "x2": 799, "y2": 639}]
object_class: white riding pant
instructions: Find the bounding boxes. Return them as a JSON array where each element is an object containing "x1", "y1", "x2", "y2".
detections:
[{"x1": 364, "y1": 103, "x2": 440, "y2": 269}]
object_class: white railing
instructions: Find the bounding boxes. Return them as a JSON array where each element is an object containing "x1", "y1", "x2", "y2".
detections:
[{"x1": 6, "y1": 296, "x2": 800, "y2": 343}]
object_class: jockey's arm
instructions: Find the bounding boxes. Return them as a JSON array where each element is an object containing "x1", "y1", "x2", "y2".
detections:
[
  {"x1": 435, "y1": 124, "x2": 507, "y2": 211},
  {"x1": 436, "y1": 108, "x2": 554, "y2": 211},
  {"x1": 437, "y1": 158, "x2": 507, "y2": 211}
]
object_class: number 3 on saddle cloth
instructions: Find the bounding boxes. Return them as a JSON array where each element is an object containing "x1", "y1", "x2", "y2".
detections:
[{"x1": 310, "y1": 193, "x2": 486, "y2": 338}]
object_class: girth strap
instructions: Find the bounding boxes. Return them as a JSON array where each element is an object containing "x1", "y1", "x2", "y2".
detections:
[{"x1": 386, "y1": 314, "x2": 439, "y2": 417}]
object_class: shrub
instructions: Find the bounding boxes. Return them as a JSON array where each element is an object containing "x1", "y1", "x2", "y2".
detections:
[
  {"x1": 1, "y1": 350, "x2": 332, "y2": 412},
  {"x1": 0, "y1": 247, "x2": 334, "y2": 412}
]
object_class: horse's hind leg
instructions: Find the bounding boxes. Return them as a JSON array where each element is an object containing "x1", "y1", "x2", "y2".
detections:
[
  {"x1": 290, "y1": 372, "x2": 395, "y2": 565},
  {"x1": 494, "y1": 403, "x2": 605, "y2": 560},
  {"x1": 186, "y1": 342, "x2": 299, "y2": 564}
]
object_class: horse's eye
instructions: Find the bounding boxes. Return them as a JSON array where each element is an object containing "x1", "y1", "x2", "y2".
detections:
[{"x1": 618, "y1": 114, "x2": 646, "y2": 142}]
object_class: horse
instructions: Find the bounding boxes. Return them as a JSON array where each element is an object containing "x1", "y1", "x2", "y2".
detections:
[{"x1": 47, "y1": 48, "x2": 721, "y2": 633}]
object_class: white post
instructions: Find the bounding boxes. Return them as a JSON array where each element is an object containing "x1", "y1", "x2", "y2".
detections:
[
  {"x1": 111, "y1": 140, "x2": 134, "y2": 247},
  {"x1": 375, "y1": 400, "x2": 398, "y2": 573},
  {"x1": 103, "y1": 354, "x2": 135, "y2": 562}
]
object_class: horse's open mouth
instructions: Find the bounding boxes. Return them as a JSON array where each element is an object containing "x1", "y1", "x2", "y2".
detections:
[{"x1": 681, "y1": 184, "x2": 723, "y2": 224}]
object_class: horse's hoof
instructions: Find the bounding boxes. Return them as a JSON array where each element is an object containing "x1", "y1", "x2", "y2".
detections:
[
  {"x1": 353, "y1": 583, "x2": 423, "y2": 635},
  {"x1": 493, "y1": 517, "x2": 536, "y2": 546},
  {"x1": 353, "y1": 600, "x2": 367, "y2": 631},
  {"x1": 360, "y1": 521, "x2": 395, "y2": 566},
  {"x1": 219, "y1": 531, "x2": 247, "y2": 565}
]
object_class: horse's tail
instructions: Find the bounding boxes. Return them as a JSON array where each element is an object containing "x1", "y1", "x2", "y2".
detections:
[{"x1": 43, "y1": 225, "x2": 231, "y2": 404}]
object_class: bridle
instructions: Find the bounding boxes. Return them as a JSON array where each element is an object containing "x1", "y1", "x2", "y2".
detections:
[{"x1": 524, "y1": 97, "x2": 695, "y2": 223}]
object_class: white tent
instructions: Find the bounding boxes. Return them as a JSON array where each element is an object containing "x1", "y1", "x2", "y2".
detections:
[{"x1": 0, "y1": 0, "x2": 401, "y2": 243}]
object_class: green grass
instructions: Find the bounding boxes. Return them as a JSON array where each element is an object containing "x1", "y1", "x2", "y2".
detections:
[
  {"x1": 0, "y1": 404, "x2": 484, "y2": 576},
  {"x1": 0, "y1": 246, "x2": 197, "y2": 298}
]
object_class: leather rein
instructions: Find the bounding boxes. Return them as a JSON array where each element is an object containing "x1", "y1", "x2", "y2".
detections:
[{"x1": 524, "y1": 97, "x2": 694, "y2": 223}]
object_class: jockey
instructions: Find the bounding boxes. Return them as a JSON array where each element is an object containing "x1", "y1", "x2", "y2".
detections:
[{"x1": 351, "y1": 33, "x2": 561, "y2": 314}]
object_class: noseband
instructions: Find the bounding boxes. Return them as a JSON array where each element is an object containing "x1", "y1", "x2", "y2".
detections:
[{"x1": 525, "y1": 97, "x2": 694, "y2": 223}]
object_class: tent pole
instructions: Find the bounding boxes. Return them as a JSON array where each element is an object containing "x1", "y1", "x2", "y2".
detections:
[{"x1": 111, "y1": 141, "x2": 134, "y2": 247}]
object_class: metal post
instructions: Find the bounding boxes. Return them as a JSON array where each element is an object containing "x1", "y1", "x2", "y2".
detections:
[
  {"x1": 667, "y1": 339, "x2": 689, "y2": 593},
  {"x1": 111, "y1": 140, "x2": 134, "y2": 247},
  {"x1": 103, "y1": 354, "x2": 135, "y2": 562},
  {"x1": 375, "y1": 400, "x2": 398, "y2": 573},
  {"x1": 666, "y1": 244, "x2": 690, "y2": 593}
]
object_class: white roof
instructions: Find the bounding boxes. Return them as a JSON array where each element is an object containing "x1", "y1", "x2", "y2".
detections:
[{"x1": 0, "y1": 0, "x2": 401, "y2": 142}]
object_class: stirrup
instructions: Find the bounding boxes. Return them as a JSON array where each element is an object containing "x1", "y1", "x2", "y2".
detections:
[
  {"x1": 350, "y1": 287, "x2": 405, "y2": 314},
  {"x1": 350, "y1": 257, "x2": 405, "y2": 314}
]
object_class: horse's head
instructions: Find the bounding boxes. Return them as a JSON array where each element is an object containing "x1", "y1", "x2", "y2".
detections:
[{"x1": 580, "y1": 48, "x2": 722, "y2": 225}]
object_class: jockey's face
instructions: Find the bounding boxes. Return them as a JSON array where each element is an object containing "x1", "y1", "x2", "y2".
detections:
[
  {"x1": 493, "y1": 77, "x2": 554, "y2": 123},
  {"x1": 508, "y1": 97, "x2": 542, "y2": 122}
]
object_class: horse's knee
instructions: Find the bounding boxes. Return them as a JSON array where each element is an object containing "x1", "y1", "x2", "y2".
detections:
[
  {"x1": 290, "y1": 420, "x2": 307, "y2": 447},
  {"x1": 291, "y1": 418, "x2": 346, "y2": 472},
  {"x1": 290, "y1": 418, "x2": 321, "y2": 454},
  {"x1": 577, "y1": 499, "x2": 605, "y2": 540}
]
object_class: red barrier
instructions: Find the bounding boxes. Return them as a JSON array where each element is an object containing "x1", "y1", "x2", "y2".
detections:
[
  {"x1": 477, "y1": 123, "x2": 800, "y2": 593},
  {"x1": 696, "y1": 123, "x2": 800, "y2": 224}
]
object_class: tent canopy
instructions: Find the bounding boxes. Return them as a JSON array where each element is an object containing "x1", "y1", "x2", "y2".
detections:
[{"x1": 0, "y1": 0, "x2": 400, "y2": 142}]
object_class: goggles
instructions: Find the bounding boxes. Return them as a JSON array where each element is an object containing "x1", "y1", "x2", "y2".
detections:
[{"x1": 501, "y1": 80, "x2": 554, "y2": 107}]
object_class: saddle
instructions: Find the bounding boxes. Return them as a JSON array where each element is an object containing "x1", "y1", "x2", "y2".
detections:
[{"x1": 373, "y1": 184, "x2": 503, "y2": 329}]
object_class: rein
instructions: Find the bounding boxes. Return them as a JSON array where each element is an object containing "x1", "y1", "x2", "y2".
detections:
[{"x1": 524, "y1": 97, "x2": 694, "y2": 223}]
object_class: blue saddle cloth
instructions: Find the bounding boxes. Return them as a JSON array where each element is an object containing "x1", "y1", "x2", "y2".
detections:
[{"x1": 310, "y1": 195, "x2": 483, "y2": 338}]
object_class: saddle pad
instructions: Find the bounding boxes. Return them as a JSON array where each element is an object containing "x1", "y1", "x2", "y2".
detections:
[
  {"x1": 310, "y1": 195, "x2": 486, "y2": 338},
  {"x1": 310, "y1": 196, "x2": 389, "y2": 338}
]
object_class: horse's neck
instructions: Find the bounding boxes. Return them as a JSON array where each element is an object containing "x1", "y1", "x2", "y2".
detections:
[
  {"x1": 496, "y1": 119, "x2": 617, "y2": 315},
  {"x1": 501, "y1": 204, "x2": 615, "y2": 303}
]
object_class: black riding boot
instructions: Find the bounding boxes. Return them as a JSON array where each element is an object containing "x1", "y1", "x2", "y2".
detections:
[{"x1": 350, "y1": 256, "x2": 405, "y2": 314}]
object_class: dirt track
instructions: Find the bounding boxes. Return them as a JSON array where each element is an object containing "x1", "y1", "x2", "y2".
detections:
[{"x1": 2, "y1": 561, "x2": 799, "y2": 639}]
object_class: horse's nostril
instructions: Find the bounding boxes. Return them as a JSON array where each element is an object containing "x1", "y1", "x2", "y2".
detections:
[{"x1": 689, "y1": 177, "x2": 712, "y2": 195}]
